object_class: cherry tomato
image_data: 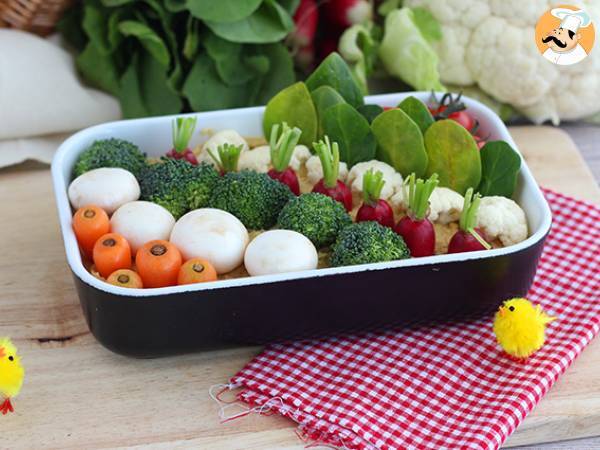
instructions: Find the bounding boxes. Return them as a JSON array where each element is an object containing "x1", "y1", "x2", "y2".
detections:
[{"x1": 473, "y1": 135, "x2": 487, "y2": 150}]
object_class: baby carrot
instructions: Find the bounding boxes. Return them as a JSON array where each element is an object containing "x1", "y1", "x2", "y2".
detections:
[
  {"x1": 93, "y1": 233, "x2": 131, "y2": 278},
  {"x1": 136, "y1": 240, "x2": 182, "y2": 288},
  {"x1": 72, "y1": 205, "x2": 110, "y2": 259},
  {"x1": 107, "y1": 269, "x2": 144, "y2": 289},
  {"x1": 178, "y1": 258, "x2": 217, "y2": 285}
]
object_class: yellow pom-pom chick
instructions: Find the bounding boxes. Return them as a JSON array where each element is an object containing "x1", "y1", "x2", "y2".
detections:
[
  {"x1": 493, "y1": 298, "x2": 556, "y2": 359},
  {"x1": 0, "y1": 338, "x2": 24, "y2": 415}
]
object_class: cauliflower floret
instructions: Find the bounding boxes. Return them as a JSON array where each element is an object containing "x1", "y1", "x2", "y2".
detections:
[
  {"x1": 305, "y1": 155, "x2": 349, "y2": 186},
  {"x1": 238, "y1": 145, "x2": 270, "y2": 173},
  {"x1": 346, "y1": 160, "x2": 402, "y2": 200},
  {"x1": 390, "y1": 186, "x2": 463, "y2": 224},
  {"x1": 476, "y1": 196, "x2": 528, "y2": 246},
  {"x1": 237, "y1": 144, "x2": 312, "y2": 173},
  {"x1": 404, "y1": 0, "x2": 600, "y2": 124},
  {"x1": 198, "y1": 130, "x2": 249, "y2": 167},
  {"x1": 289, "y1": 145, "x2": 312, "y2": 171}
]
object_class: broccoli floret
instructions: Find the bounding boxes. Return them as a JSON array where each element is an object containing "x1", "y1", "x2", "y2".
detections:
[
  {"x1": 73, "y1": 138, "x2": 147, "y2": 178},
  {"x1": 139, "y1": 158, "x2": 219, "y2": 219},
  {"x1": 331, "y1": 221, "x2": 410, "y2": 267},
  {"x1": 208, "y1": 171, "x2": 293, "y2": 230},
  {"x1": 277, "y1": 193, "x2": 352, "y2": 248}
]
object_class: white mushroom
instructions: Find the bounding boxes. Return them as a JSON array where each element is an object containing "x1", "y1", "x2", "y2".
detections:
[
  {"x1": 346, "y1": 160, "x2": 403, "y2": 200},
  {"x1": 68, "y1": 167, "x2": 140, "y2": 214},
  {"x1": 169, "y1": 208, "x2": 249, "y2": 274},
  {"x1": 305, "y1": 155, "x2": 349, "y2": 185},
  {"x1": 199, "y1": 130, "x2": 249, "y2": 167},
  {"x1": 110, "y1": 201, "x2": 175, "y2": 253},
  {"x1": 244, "y1": 230, "x2": 318, "y2": 276},
  {"x1": 391, "y1": 187, "x2": 464, "y2": 224}
]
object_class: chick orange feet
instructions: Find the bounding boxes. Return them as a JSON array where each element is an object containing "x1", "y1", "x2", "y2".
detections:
[{"x1": 0, "y1": 398, "x2": 14, "y2": 415}]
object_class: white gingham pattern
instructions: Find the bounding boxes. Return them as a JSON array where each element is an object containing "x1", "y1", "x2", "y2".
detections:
[{"x1": 230, "y1": 189, "x2": 600, "y2": 450}]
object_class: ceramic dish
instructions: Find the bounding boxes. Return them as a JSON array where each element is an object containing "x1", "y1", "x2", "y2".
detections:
[{"x1": 52, "y1": 92, "x2": 552, "y2": 357}]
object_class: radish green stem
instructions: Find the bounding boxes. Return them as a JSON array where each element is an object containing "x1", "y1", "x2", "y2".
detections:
[
  {"x1": 459, "y1": 188, "x2": 492, "y2": 250},
  {"x1": 313, "y1": 136, "x2": 340, "y2": 188},
  {"x1": 269, "y1": 122, "x2": 302, "y2": 172},
  {"x1": 172, "y1": 117, "x2": 197, "y2": 153},
  {"x1": 362, "y1": 169, "x2": 385, "y2": 205},
  {"x1": 404, "y1": 173, "x2": 438, "y2": 221},
  {"x1": 207, "y1": 143, "x2": 243, "y2": 173}
]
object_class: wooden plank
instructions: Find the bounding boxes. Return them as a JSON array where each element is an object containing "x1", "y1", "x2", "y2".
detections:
[{"x1": 0, "y1": 126, "x2": 598, "y2": 449}]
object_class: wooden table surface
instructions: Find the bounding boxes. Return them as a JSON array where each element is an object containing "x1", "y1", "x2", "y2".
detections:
[{"x1": 0, "y1": 126, "x2": 598, "y2": 450}]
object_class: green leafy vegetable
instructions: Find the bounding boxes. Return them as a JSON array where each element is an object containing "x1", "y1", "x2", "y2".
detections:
[
  {"x1": 321, "y1": 104, "x2": 377, "y2": 167},
  {"x1": 205, "y1": 0, "x2": 294, "y2": 44},
  {"x1": 398, "y1": 96, "x2": 434, "y2": 134},
  {"x1": 186, "y1": 0, "x2": 262, "y2": 22},
  {"x1": 478, "y1": 141, "x2": 521, "y2": 198},
  {"x1": 357, "y1": 104, "x2": 383, "y2": 124},
  {"x1": 423, "y1": 120, "x2": 481, "y2": 195},
  {"x1": 306, "y1": 53, "x2": 364, "y2": 109},
  {"x1": 371, "y1": 109, "x2": 428, "y2": 177},
  {"x1": 263, "y1": 82, "x2": 318, "y2": 147},
  {"x1": 310, "y1": 86, "x2": 346, "y2": 137},
  {"x1": 338, "y1": 24, "x2": 379, "y2": 95},
  {"x1": 411, "y1": 7, "x2": 442, "y2": 43},
  {"x1": 378, "y1": 8, "x2": 444, "y2": 91}
]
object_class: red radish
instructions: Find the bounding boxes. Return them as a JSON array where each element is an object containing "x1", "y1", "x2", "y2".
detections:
[
  {"x1": 356, "y1": 169, "x2": 394, "y2": 227},
  {"x1": 393, "y1": 173, "x2": 439, "y2": 257},
  {"x1": 317, "y1": 35, "x2": 340, "y2": 62},
  {"x1": 448, "y1": 188, "x2": 491, "y2": 254},
  {"x1": 323, "y1": 0, "x2": 372, "y2": 29},
  {"x1": 292, "y1": 0, "x2": 319, "y2": 48},
  {"x1": 266, "y1": 122, "x2": 302, "y2": 195},
  {"x1": 206, "y1": 142, "x2": 243, "y2": 176},
  {"x1": 166, "y1": 117, "x2": 198, "y2": 165},
  {"x1": 312, "y1": 136, "x2": 353, "y2": 211}
]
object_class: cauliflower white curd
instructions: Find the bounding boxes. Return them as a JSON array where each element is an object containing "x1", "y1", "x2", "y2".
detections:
[
  {"x1": 305, "y1": 155, "x2": 349, "y2": 185},
  {"x1": 346, "y1": 160, "x2": 402, "y2": 200},
  {"x1": 391, "y1": 186, "x2": 464, "y2": 224},
  {"x1": 476, "y1": 196, "x2": 528, "y2": 246}
]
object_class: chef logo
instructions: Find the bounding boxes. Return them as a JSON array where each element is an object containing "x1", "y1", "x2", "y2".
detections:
[{"x1": 535, "y1": 5, "x2": 595, "y2": 66}]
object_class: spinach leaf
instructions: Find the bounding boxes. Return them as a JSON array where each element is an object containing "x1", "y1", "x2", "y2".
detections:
[
  {"x1": 277, "y1": 0, "x2": 300, "y2": 14},
  {"x1": 306, "y1": 53, "x2": 364, "y2": 108},
  {"x1": 398, "y1": 96, "x2": 434, "y2": 134},
  {"x1": 247, "y1": 43, "x2": 295, "y2": 105},
  {"x1": 165, "y1": 0, "x2": 187, "y2": 12},
  {"x1": 120, "y1": 52, "x2": 183, "y2": 118},
  {"x1": 205, "y1": 0, "x2": 294, "y2": 44},
  {"x1": 424, "y1": 120, "x2": 481, "y2": 195},
  {"x1": 118, "y1": 20, "x2": 171, "y2": 67},
  {"x1": 310, "y1": 86, "x2": 346, "y2": 137},
  {"x1": 322, "y1": 103, "x2": 376, "y2": 167},
  {"x1": 76, "y1": 42, "x2": 121, "y2": 95},
  {"x1": 183, "y1": 54, "x2": 252, "y2": 111},
  {"x1": 371, "y1": 109, "x2": 428, "y2": 177},
  {"x1": 477, "y1": 141, "x2": 521, "y2": 198},
  {"x1": 204, "y1": 32, "x2": 257, "y2": 85},
  {"x1": 357, "y1": 104, "x2": 383, "y2": 124},
  {"x1": 186, "y1": 0, "x2": 263, "y2": 22},
  {"x1": 263, "y1": 82, "x2": 317, "y2": 146}
]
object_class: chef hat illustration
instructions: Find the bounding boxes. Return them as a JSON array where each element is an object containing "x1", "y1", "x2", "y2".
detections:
[{"x1": 551, "y1": 8, "x2": 592, "y2": 33}]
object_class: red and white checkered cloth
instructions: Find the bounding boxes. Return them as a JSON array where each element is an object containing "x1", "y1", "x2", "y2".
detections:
[{"x1": 227, "y1": 189, "x2": 600, "y2": 450}]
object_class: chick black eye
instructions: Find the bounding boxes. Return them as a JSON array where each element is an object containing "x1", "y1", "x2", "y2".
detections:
[
  {"x1": 508, "y1": 306, "x2": 515, "y2": 312},
  {"x1": 8, "y1": 356, "x2": 13, "y2": 361}
]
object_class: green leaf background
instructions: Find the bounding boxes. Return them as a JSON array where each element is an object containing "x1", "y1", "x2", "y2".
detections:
[{"x1": 59, "y1": 0, "x2": 297, "y2": 118}]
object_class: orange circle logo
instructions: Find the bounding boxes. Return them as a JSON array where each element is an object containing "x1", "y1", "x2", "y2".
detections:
[{"x1": 535, "y1": 5, "x2": 595, "y2": 65}]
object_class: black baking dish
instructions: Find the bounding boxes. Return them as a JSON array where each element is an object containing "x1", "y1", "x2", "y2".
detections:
[{"x1": 52, "y1": 92, "x2": 552, "y2": 357}]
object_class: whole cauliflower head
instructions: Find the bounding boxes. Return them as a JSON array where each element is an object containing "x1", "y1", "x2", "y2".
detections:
[
  {"x1": 391, "y1": 186, "x2": 464, "y2": 224},
  {"x1": 404, "y1": 0, "x2": 600, "y2": 123},
  {"x1": 477, "y1": 196, "x2": 528, "y2": 246},
  {"x1": 346, "y1": 160, "x2": 403, "y2": 200},
  {"x1": 199, "y1": 129, "x2": 249, "y2": 167},
  {"x1": 305, "y1": 155, "x2": 349, "y2": 186},
  {"x1": 238, "y1": 145, "x2": 312, "y2": 173}
]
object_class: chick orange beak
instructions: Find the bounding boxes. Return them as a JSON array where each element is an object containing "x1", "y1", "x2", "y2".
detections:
[{"x1": 498, "y1": 306, "x2": 506, "y2": 318}]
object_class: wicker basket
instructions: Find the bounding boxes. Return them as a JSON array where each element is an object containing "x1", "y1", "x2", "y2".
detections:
[{"x1": 0, "y1": 0, "x2": 75, "y2": 36}]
